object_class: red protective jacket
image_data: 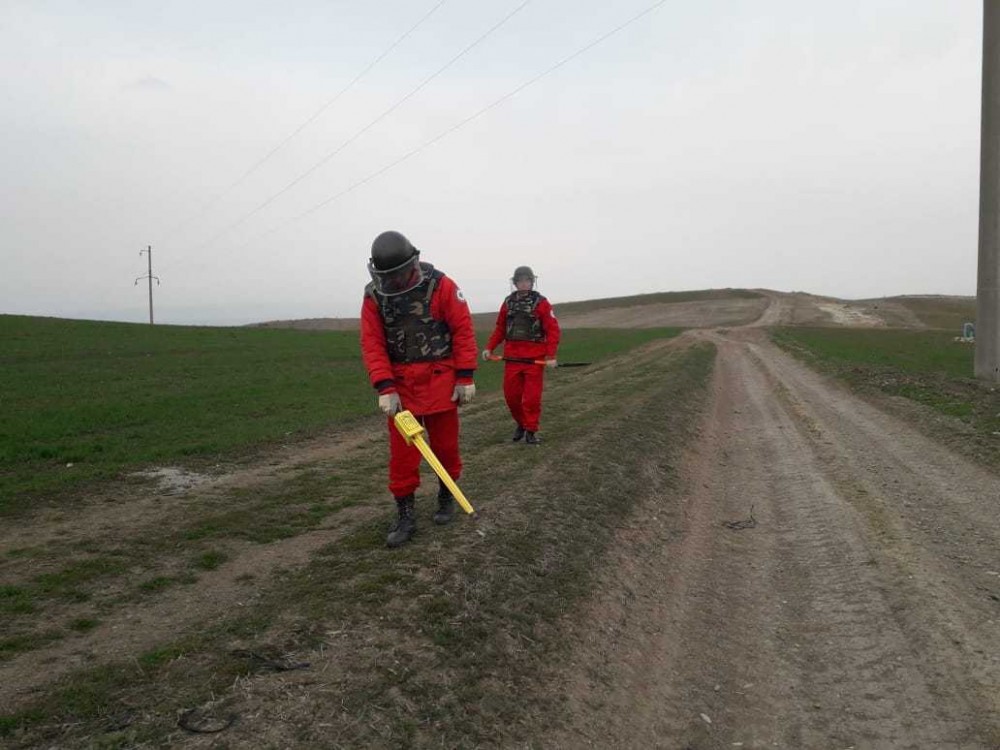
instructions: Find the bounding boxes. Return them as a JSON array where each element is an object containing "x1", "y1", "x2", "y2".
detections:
[
  {"x1": 361, "y1": 273, "x2": 478, "y2": 416},
  {"x1": 486, "y1": 292, "x2": 561, "y2": 360}
]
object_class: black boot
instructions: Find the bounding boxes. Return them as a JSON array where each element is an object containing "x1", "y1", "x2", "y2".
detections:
[
  {"x1": 433, "y1": 482, "x2": 455, "y2": 525},
  {"x1": 512, "y1": 424, "x2": 525, "y2": 442},
  {"x1": 524, "y1": 431, "x2": 541, "y2": 445},
  {"x1": 386, "y1": 495, "x2": 416, "y2": 548}
]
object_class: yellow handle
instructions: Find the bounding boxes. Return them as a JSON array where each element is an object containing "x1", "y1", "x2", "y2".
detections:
[
  {"x1": 394, "y1": 410, "x2": 425, "y2": 440},
  {"x1": 393, "y1": 411, "x2": 476, "y2": 515}
]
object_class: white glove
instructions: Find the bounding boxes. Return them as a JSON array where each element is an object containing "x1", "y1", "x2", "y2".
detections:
[
  {"x1": 481, "y1": 349, "x2": 492, "y2": 361},
  {"x1": 378, "y1": 392, "x2": 401, "y2": 416},
  {"x1": 451, "y1": 383, "x2": 476, "y2": 405},
  {"x1": 545, "y1": 359, "x2": 558, "y2": 368}
]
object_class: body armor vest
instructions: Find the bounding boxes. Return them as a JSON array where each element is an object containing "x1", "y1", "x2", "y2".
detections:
[
  {"x1": 505, "y1": 291, "x2": 545, "y2": 342},
  {"x1": 367, "y1": 264, "x2": 453, "y2": 363}
]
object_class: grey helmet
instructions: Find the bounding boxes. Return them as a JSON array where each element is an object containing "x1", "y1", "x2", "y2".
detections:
[
  {"x1": 368, "y1": 231, "x2": 423, "y2": 296},
  {"x1": 511, "y1": 265, "x2": 536, "y2": 290}
]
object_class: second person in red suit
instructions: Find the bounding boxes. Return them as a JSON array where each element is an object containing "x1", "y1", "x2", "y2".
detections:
[{"x1": 482, "y1": 266, "x2": 561, "y2": 445}]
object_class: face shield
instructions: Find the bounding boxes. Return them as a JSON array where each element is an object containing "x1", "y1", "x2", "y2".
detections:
[
  {"x1": 368, "y1": 253, "x2": 423, "y2": 296},
  {"x1": 510, "y1": 271, "x2": 536, "y2": 292}
]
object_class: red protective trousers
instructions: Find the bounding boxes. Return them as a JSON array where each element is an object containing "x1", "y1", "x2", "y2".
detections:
[
  {"x1": 386, "y1": 408, "x2": 461, "y2": 498},
  {"x1": 503, "y1": 361, "x2": 545, "y2": 432}
]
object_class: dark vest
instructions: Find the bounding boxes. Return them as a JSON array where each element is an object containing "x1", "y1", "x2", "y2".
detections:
[
  {"x1": 505, "y1": 291, "x2": 545, "y2": 342},
  {"x1": 367, "y1": 264, "x2": 453, "y2": 363}
]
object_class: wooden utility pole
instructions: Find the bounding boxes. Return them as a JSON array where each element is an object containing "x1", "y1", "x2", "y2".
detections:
[
  {"x1": 978, "y1": 0, "x2": 1000, "y2": 381},
  {"x1": 135, "y1": 245, "x2": 160, "y2": 324}
]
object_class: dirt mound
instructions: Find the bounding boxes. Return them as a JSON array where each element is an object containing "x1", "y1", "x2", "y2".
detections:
[
  {"x1": 555, "y1": 297, "x2": 769, "y2": 328},
  {"x1": 878, "y1": 295, "x2": 977, "y2": 331}
]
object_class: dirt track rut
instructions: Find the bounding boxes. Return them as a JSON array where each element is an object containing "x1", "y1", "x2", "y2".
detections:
[{"x1": 551, "y1": 329, "x2": 1000, "y2": 749}]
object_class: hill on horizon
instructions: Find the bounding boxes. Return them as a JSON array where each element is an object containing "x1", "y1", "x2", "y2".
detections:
[{"x1": 247, "y1": 288, "x2": 976, "y2": 332}]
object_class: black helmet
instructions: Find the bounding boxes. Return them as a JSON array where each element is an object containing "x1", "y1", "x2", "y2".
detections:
[
  {"x1": 511, "y1": 265, "x2": 536, "y2": 289},
  {"x1": 368, "y1": 231, "x2": 423, "y2": 296}
]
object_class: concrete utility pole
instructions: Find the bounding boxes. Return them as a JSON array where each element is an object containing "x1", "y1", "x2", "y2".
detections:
[
  {"x1": 978, "y1": 0, "x2": 1000, "y2": 381},
  {"x1": 135, "y1": 245, "x2": 160, "y2": 325}
]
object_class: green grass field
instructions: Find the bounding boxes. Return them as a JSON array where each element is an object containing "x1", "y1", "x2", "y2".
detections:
[
  {"x1": 1, "y1": 315, "x2": 679, "y2": 513},
  {"x1": 772, "y1": 327, "x2": 999, "y2": 467}
]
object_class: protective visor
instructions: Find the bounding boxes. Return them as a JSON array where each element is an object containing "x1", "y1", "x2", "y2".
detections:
[
  {"x1": 367, "y1": 254, "x2": 423, "y2": 296},
  {"x1": 510, "y1": 273, "x2": 536, "y2": 290}
]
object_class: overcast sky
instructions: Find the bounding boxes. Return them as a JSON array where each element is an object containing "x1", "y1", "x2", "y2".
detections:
[{"x1": 0, "y1": 1, "x2": 984, "y2": 325}]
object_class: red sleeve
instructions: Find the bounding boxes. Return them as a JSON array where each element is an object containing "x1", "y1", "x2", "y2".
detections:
[
  {"x1": 538, "y1": 298, "x2": 561, "y2": 358},
  {"x1": 360, "y1": 295, "x2": 395, "y2": 392},
  {"x1": 486, "y1": 303, "x2": 508, "y2": 352},
  {"x1": 434, "y1": 275, "x2": 478, "y2": 378}
]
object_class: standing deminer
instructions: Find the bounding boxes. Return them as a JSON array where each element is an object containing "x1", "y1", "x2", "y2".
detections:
[
  {"x1": 360, "y1": 231, "x2": 478, "y2": 548},
  {"x1": 483, "y1": 266, "x2": 561, "y2": 445}
]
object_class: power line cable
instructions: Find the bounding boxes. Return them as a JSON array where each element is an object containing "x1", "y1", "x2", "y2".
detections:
[
  {"x1": 159, "y1": 0, "x2": 448, "y2": 244},
  {"x1": 242, "y1": 0, "x2": 672, "y2": 248},
  {"x1": 189, "y1": 0, "x2": 532, "y2": 253}
]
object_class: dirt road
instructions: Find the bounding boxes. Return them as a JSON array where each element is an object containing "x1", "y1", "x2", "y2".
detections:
[{"x1": 549, "y1": 328, "x2": 1000, "y2": 749}]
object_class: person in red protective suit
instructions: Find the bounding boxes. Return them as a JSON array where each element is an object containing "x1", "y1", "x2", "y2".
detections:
[
  {"x1": 360, "y1": 231, "x2": 478, "y2": 548},
  {"x1": 483, "y1": 266, "x2": 561, "y2": 445}
]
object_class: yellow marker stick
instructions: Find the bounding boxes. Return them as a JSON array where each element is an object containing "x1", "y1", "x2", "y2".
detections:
[{"x1": 393, "y1": 410, "x2": 476, "y2": 515}]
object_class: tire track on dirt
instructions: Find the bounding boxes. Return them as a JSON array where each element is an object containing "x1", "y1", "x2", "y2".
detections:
[
  {"x1": 745, "y1": 336, "x2": 1000, "y2": 740},
  {"x1": 548, "y1": 330, "x2": 999, "y2": 748}
]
